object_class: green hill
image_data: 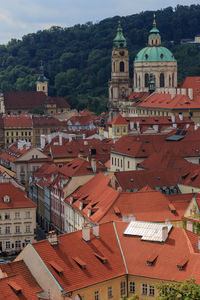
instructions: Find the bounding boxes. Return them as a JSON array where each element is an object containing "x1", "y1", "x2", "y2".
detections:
[{"x1": 1, "y1": 4, "x2": 200, "y2": 113}]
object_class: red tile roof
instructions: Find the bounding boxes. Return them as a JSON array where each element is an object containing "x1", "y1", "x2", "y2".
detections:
[
  {"x1": 32, "y1": 115, "x2": 62, "y2": 126},
  {"x1": 27, "y1": 221, "x2": 200, "y2": 294},
  {"x1": 3, "y1": 114, "x2": 33, "y2": 127},
  {"x1": 0, "y1": 182, "x2": 36, "y2": 209},
  {"x1": 110, "y1": 114, "x2": 128, "y2": 125},
  {"x1": 0, "y1": 260, "x2": 42, "y2": 299},
  {"x1": 65, "y1": 173, "x2": 119, "y2": 223},
  {"x1": 180, "y1": 77, "x2": 200, "y2": 98},
  {"x1": 100, "y1": 191, "x2": 192, "y2": 224},
  {"x1": 4, "y1": 91, "x2": 46, "y2": 110},
  {"x1": 115, "y1": 169, "x2": 181, "y2": 192},
  {"x1": 138, "y1": 92, "x2": 200, "y2": 110}
]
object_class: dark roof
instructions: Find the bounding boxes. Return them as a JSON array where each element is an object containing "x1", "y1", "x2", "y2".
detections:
[{"x1": 4, "y1": 91, "x2": 46, "y2": 110}]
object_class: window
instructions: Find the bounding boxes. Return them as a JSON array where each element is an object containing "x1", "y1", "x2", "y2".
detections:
[
  {"x1": 16, "y1": 132, "x2": 18, "y2": 136},
  {"x1": 15, "y1": 240, "x2": 21, "y2": 249},
  {"x1": 15, "y1": 212, "x2": 20, "y2": 219},
  {"x1": 120, "y1": 281, "x2": 126, "y2": 296},
  {"x1": 142, "y1": 284, "x2": 148, "y2": 295},
  {"x1": 0, "y1": 227, "x2": 1, "y2": 234},
  {"x1": 128, "y1": 161, "x2": 130, "y2": 169},
  {"x1": 26, "y1": 225, "x2": 30, "y2": 233},
  {"x1": 94, "y1": 290, "x2": 99, "y2": 300},
  {"x1": 5, "y1": 226, "x2": 10, "y2": 234},
  {"x1": 149, "y1": 285, "x2": 155, "y2": 296},
  {"x1": 120, "y1": 61, "x2": 124, "y2": 72},
  {"x1": 15, "y1": 226, "x2": 20, "y2": 233},
  {"x1": 130, "y1": 281, "x2": 135, "y2": 293},
  {"x1": 160, "y1": 73, "x2": 165, "y2": 87},
  {"x1": 5, "y1": 213, "x2": 10, "y2": 220},
  {"x1": 25, "y1": 211, "x2": 30, "y2": 218},
  {"x1": 108, "y1": 286, "x2": 113, "y2": 298},
  {"x1": 29, "y1": 131, "x2": 31, "y2": 136},
  {"x1": 6, "y1": 241, "x2": 10, "y2": 249},
  {"x1": 145, "y1": 73, "x2": 149, "y2": 88}
]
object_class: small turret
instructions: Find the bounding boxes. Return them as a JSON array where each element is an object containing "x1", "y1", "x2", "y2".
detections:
[{"x1": 36, "y1": 60, "x2": 48, "y2": 96}]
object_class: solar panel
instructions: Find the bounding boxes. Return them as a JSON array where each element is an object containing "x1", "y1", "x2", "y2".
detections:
[{"x1": 124, "y1": 221, "x2": 172, "y2": 242}]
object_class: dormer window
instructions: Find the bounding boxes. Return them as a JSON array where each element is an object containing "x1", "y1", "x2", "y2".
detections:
[{"x1": 3, "y1": 195, "x2": 10, "y2": 203}]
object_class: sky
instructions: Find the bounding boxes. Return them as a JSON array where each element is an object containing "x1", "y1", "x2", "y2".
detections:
[{"x1": 0, "y1": 0, "x2": 199, "y2": 44}]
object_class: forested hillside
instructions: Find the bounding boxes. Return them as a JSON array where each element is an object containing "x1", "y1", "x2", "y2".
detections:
[{"x1": 1, "y1": 4, "x2": 200, "y2": 113}]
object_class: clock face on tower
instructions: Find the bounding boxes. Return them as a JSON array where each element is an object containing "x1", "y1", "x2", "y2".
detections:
[{"x1": 119, "y1": 51, "x2": 124, "y2": 56}]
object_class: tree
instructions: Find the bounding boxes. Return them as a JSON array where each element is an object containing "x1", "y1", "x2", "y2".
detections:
[{"x1": 156, "y1": 279, "x2": 200, "y2": 300}]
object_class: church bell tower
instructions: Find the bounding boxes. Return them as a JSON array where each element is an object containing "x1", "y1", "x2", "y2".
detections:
[
  {"x1": 36, "y1": 61, "x2": 48, "y2": 96},
  {"x1": 108, "y1": 21, "x2": 130, "y2": 121}
]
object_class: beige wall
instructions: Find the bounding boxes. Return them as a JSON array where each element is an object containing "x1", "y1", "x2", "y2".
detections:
[
  {"x1": 178, "y1": 184, "x2": 200, "y2": 194},
  {"x1": 16, "y1": 243, "x2": 64, "y2": 300},
  {"x1": 0, "y1": 207, "x2": 36, "y2": 253},
  {"x1": 110, "y1": 152, "x2": 144, "y2": 172}
]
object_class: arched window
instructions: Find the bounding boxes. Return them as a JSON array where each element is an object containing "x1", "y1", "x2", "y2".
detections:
[
  {"x1": 172, "y1": 73, "x2": 174, "y2": 87},
  {"x1": 120, "y1": 61, "x2": 124, "y2": 72},
  {"x1": 138, "y1": 76, "x2": 141, "y2": 88},
  {"x1": 113, "y1": 62, "x2": 115, "y2": 72},
  {"x1": 145, "y1": 73, "x2": 149, "y2": 88},
  {"x1": 160, "y1": 73, "x2": 164, "y2": 87},
  {"x1": 169, "y1": 75, "x2": 171, "y2": 87},
  {"x1": 135, "y1": 74, "x2": 137, "y2": 88}
]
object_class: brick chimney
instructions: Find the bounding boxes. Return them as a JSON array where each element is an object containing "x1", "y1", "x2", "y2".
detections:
[{"x1": 93, "y1": 223, "x2": 100, "y2": 238}]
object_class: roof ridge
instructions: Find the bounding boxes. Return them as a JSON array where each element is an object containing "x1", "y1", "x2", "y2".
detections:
[{"x1": 112, "y1": 221, "x2": 128, "y2": 274}]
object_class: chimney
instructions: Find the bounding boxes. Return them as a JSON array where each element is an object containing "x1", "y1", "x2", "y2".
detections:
[
  {"x1": 47, "y1": 135, "x2": 52, "y2": 144},
  {"x1": 82, "y1": 223, "x2": 90, "y2": 242},
  {"x1": 84, "y1": 140, "x2": 88, "y2": 145},
  {"x1": 177, "y1": 88, "x2": 180, "y2": 94},
  {"x1": 93, "y1": 223, "x2": 100, "y2": 238},
  {"x1": 128, "y1": 214, "x2": 136, "y2": 222},
  {"x1": 179, "y1": 113, "x2": 183, "y2": 121},
  {"x1": 171, "y1": 114, "x2": 175, "y2": 123},
  {"x1": 59, "y1": 133, "x2": 63, "y2": 146},
  {"x1": 79, "y1": 201, "x2": 83, "y2": 210},
  {"x1": 48, "y1": 230, "x2": 59, "y2": 246},
  {"x1": 91, "y1": 157, "x2": 96, "y2": 173},
  {"x1": 69, "y1": 136, "x2": 72, "y2": 142},
  {"x1": 162, "y1": 226, "x2": 168, "y2": 242},
  {"x1": 188, "y1": 88, "x2": 193, "y2": 100},
  {"x1": 87, "y1": 208, "x2": 91, "y2": 217},
  {"x1": 181, "y1": 88, "x2": 186, "y2": 96},
  {"x1": 40, "y1": 135, "x2": 46, "y2": 149}
]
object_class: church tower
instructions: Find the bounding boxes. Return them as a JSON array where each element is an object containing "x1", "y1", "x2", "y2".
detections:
[
  {"x1": 36, "y1": 61, "x2": 48, "y2": 96},
  {"x1": 108, "y1": 21, "x2": 130, "y2": 121},
  {"x1": 133, "y1": 14, "x2": 177, "y2": 92}
]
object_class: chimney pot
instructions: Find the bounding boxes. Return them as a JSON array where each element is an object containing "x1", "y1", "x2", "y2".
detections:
[
  {"x1": 162, "y1": 226, "x2": 168, "y2": 242},
  {"x1": 48, "y1": 230, "x2": 58, "y2": 246}
]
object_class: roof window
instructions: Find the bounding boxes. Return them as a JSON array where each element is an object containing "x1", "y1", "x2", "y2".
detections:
[
  {"x1": 8, "y1": 281, "x2": 22, "y2": 295},
  {"x1": 146, "y1": 254, "x2": 158, "y2": 266},
  {"x1": 94, "y1": 252, "x2": 107, "y2": 264},
  {"x1": 177, "y1": 258, "x2": 188, "y2": 271},
  {"x1": 72, "y1": 257, "x2": 86, "y2": 269},
  {"x1": 49, "y1": 261, "x2": 63, "y2": 275}
]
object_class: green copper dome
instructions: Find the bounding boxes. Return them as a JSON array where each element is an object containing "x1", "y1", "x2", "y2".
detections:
[
  {"x1": 134, "y1": 46, "x2": 176, "y2": 62},
  {"x1": 113, "y1": 22, "x2": 127, "y2": 49}
]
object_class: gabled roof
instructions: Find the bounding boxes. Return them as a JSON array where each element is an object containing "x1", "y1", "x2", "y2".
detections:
[
  {"x1": 23, "y1": 221, "x2": 200, "y2": 294},
  {"x1": 0, "y1": 260, "x2": 42, "y2": 300},
  {"x1": 65, "y1": 173, "x2": 119, "y2": 223},
  {"x1": 110, "y1": 114, "x2": 128, "y2": 125},
  {"x1": 0, "y1": 182, "x2": 36, "y2": 209}
]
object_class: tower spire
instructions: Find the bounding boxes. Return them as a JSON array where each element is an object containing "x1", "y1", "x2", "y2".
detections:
[
  {"x1": 113, "y1": 21, "x2": 127, "y2": 49},
  {"x1": 153, "y1": 13, "x2": 156, "y2": 26}
]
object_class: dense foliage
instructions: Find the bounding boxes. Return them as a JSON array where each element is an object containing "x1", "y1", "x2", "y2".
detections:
[
  {"x1": 156, "y1": 279, "x2": 200, "y2": 299},
  {"x1": 1, "y1": 4, "x2": 200, "y2": 113}
]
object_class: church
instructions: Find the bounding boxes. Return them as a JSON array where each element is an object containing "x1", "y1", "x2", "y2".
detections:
[{"x1": 108, "y1": 16, "x2": 200, "y2": 123}]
